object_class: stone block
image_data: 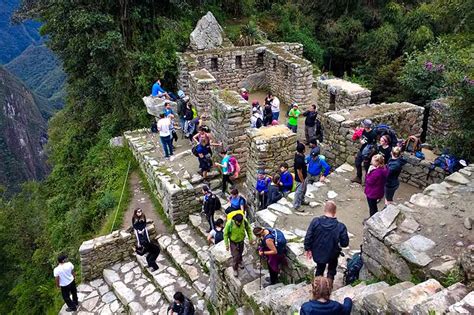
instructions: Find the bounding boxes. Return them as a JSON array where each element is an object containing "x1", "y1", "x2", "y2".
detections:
[
  {"x1": 365, "y1": 204, "x2": 400, "y2": 240},
  {"x1": 388, "y1": 279, "x2": 443, "y2": 314},
  {"x1": 412, "y1": 283, "x2": 468, "y2": 315},
  {"x1": 447, "y1": 291, "x2": 474, "y2": 313},
  {"x1": 363, "y1": 281, "x2": 414, "y2": 315}
]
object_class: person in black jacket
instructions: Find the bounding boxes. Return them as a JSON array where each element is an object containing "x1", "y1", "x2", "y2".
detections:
[
  {"x1": 202, "y1": 185, "x2": 219, "y2": 233},
  {"x1": 385, "y1": 146, "x2": 407, "y2": 205},
  {"x1": 304, "y1": 201, "x2": 349, "y2": 282},
  {"x1": 167, "y1": 291, "x2": 195, "y2": 315},
  {"x1": 300, "y1": 276, "x2": 352, "y2": 315},
  {"x1": 303, "y1": 105, "x2": 318, "y2": 144},
  {"x1": 352, "y1": 119, "x2": 377, "y2": 184}
]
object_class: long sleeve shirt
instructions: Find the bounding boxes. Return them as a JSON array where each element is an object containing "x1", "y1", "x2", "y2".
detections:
[{"x1": 224, "y1": 219, "x2": 253, "y2": 246}]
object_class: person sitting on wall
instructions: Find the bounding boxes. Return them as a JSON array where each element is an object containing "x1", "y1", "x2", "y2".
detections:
[
  {"x1": 151, "y1": 79, "x2": 177, "y2": 100},
  {"x1": 279, "y1": 162, "x2": 294, "y2": 194},
  {"x1": 167, "y1": 291, "x2": 195, "y2": 315},
  {"x1": 255, "y1": 170, "x2": 271, "y2": 210},
  {"x1": 240, "y1": 88, "x2": 249, "y2": 101},
  {"x1": 250, "y1": 107, "x2": 264, "y2": 128},
  {"x1": 132, "y1": 208, "x2": 160, "y2": 271},
  {"x1": 267, "y1": 174, "x2": 283, "y2": 206},
  {"x1": 299, "y1": 276, "x2": 352, "y2": 315}
]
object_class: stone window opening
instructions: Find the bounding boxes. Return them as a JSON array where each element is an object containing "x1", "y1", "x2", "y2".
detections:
[
  {"x1": 211, "y1": 57, "x2": 218, "y2": 71},
  {"x1": 235, "y1": 55, "x2": 242, "y2": 69},
  {"x1": 257, "y1": 52, "x2": 264, "y2": 67},
  {"x1": 329, "y1": 92, "x2": 336, "y2": 111}
]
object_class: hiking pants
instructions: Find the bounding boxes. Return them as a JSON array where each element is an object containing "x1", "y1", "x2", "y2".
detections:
[
  {"x1": 355, "y1": 151, "x2": 370, "y2": 179},
  {"x1": 287, "y1": 124, "x2": 297, "y2": 133},
  {"x1": 144, "y1": 242, "x2": 160, "y2": 270},
  {"x1": 230, "y1": 241, "x2": 245, "y2": 271},
  {"x1": 305, "y1": 125, "x2": 315, "y2": 144},
  {"x1": 258, "y1": 192, "x2": 267, "y2": 210},
  {"x1": 269, "y1": 266, "x2": 279, "y2": 285},
  {"x1": 61, "y1": 280, "x2": 78, "y2": 309},
  {"x1": 315, "y1": 257, "x2": 338, "y2": 280},
  {"x1": 307, "y1": 174, "x2": 320, "y2": 185},
  {"x1": 385, "y1": 184, "x2": 399, "y2": 202},
  {"x1": 367, "y1": 197, "x2": 379, "y2": 217},
  {"x1": 222, "y1": 174, "x2": 233, "y2": 194},
  {"x1": 160, "y1": 135, "x2": 173, "y2": 157},
  {"x1": 293, "y1": 179, "x2": 307, "y2": 209},
  {"x1": 206, "y1": 210, "x2": 215, "y2": 232}
]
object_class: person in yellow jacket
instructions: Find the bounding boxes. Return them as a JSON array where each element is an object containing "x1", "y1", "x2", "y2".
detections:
[{"x1": 223, "y1": 214, "x2": 255, "y2": 277}]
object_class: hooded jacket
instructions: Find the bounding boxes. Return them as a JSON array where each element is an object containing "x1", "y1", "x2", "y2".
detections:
[
  {"x1": 386, "y1": 157, "x2": 407, "y2": 188},
  {"x1": 304, "y1": 216, "x2": 349, "y2": 264},
  {"x1": 364, "y1": 167, "x2": 389, "y2": 199},
  {"x1": 300, "y1": 298, "x2": 352, "y2": 315}
]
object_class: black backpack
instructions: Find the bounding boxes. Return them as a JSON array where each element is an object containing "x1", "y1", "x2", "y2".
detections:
[
  {"x1": 256, "y1": 117, "x2": 263, "y2": 128},
  {"x1": 344, "y1": 251, "x2": 363, "y2": 285},
  {"x1": 151, "y1": 121, "x2": 158, "y2": 133},
  {"x1": 214, "y1": 229, "x2": 224, "y2": 244},
  {"x1": 375, "y1": 124, "x2": 398, "y2": 146}
]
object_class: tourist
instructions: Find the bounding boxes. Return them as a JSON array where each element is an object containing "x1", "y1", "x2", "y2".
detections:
[
  {"x1": 167, "y1": 291, "x2": 195, "y2": 315},
  {"x1": 365, "y1": 154, "x2": 389, "y2": 217},
  {"x1": 304, "y1": 201, "x2": 349, "y2": 281},
  {"x1": 225, "y1": 188, "x2": 246, "y2": 218},
  {"x1": 377, "y1": 135, "x2": 392, "y2": 166},
  {"x1": 132, "y1": 208, "x2": 150, "y2": 247},
  {"x1": 279, "y1": 162, "x2": 293, "y2": 193},
  {"x1": 164, "y1": 102, "x2": 174, "y2": 117},
  {"x1": 215, "y1": 149, "x2": 233, "y2": 195},
  {"x1": 263, "y1": 100, "x2": 273, "y2": 126},
  {"x1": 207, "y1": 218, "x2": 225, "y2": 245},
  {"x1": 151, "y1": 79, "x2": 177, "y2": 100},
  {"x1": 303, "y1": 105, "x2": 318, "y2": 144},
  {"x1": 183, "y1": 103, "x2": 196, "y2": 142},
  {"x1": 193, "y1": 125, "x2": 221, "y2": 154},
  {"x1": 250, "y1": 107, "x2": 263, "y2": 128},
  {"x1": 157, "y1": 113, "x2": 173, "y2": 159},
  {"x1": 253, "y1": 226, "x2": 286, "y2": 285},
  {"x1": 240, "y1": 88, "x2": 249, "y2": 101},
  {"x1": 224, "y1": 213, "x2": 254, "y2": 277},
  {"x1": 168, "y1": 114, "x2": 178, "y2": 149},
  {"x1": 255, "y1": 170, "x2": 271, "y2": 210},
  {"x1": 352, "y1": 119, "x2": 377, "y2": 184},
  {"x1": 54, "y1": 254, "x2": 78, "y2": 312},
  {"x1": 287, "y1": 103, "x2": 301, "y2": 133},
  {"x1": 293, "y1": 142, "x2": 309, "y2": 211},
  {"x1": 264, "y1": 92, "x2": 273, "y2": 107},
  {"x1": 196, "y1": 141, "x2": 212, "y2": 183},
  {"x1": 300, "y1": 276, "x2": 353, "y2": 315},
  {"x1": 202, "y1": 185, "x2": 219, "y2": 232},
  {"x1": 308, "y1": 138, "x2": 320, "y2": 156},
  {"x1": 151, "y1": 119, "x2": 158, "y2": 145},
  {"x1": 271, "y1": 95, "x2": 280, "y2": 121},
  {"x1": 307, "y1": 150, "x2": 331, "y2": 184},
  {"x1": 385, "y1": 147, "x2": 406, "y2": 206},
  {"x1": 252, "y1": 100, "x2": 262, "y2": 115},
  {"x1": 267, "y1": 174, "x2": 283, "y2": 206},
  {"x1": 176, "y1": 90, "x2": 188, "y2": 131}
]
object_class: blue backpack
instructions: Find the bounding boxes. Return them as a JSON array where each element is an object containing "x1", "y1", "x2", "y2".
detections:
[
  {"x1": 431, "y1": 154, "x2": 462, "y2": 174},
  {"x1": 344, "y1": 252, "x2": 363, "y2": 285},
  {"x1": 265, "y1": 228, "x2": 287, "y2": 255}
]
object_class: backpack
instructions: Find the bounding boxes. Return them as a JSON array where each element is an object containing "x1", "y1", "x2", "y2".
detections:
[
  {"x1": 256, "y1": 117, "x2": 263, "y2": 128},
  {"x1": 209, "y1": 194, "x2": 221, "y2": 211},
  {"x1": 374, "y1": 124, "x2": 398, "y2": 146},
  {"x1": 214, "y1": 229, "x2": 224, "y2": 244},
  {"x1": 403, "y1": 136, "x2": 421, "y2": 153},
  {"x1": 151, "y1": 121, "x2": 158, "y2": 133},
  {"x1": 228, "y1": 156, "x2": 240, "y2": 175},
  {"x1": 265, "y1": 228, "x2": 287, "y2": 255},
  {"x1": 344, "y1": 251, "x2": 363, "y2": 285},
  {"x1": 431, "y1": 154, "x2": 463, "y2": 174},
  {"x1": 361, "y1": 144, "x2": 375, "y2": 160}
]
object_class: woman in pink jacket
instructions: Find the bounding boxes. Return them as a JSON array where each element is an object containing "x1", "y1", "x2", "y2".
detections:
[{"x1": 364, "y1": 154, "x2": 389, "y2": 217}]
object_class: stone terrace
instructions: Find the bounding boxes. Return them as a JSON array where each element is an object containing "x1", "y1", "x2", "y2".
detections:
[{"x1": 316, "y1": 78, "x2": 371, "y2": 113}]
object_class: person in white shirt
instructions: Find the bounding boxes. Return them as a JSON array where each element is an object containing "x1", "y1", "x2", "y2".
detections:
[
  {"x1": 54, "y1": 254, "x2": 78, "y2": 312},
  {"x1": 157, "y1": 113, "x2": 174, "y2": 159},
  {"x1": 271, "y1": 95, "x2": 280, "y2": 121},
  {"x1": 250, "y1": 107, "x2": 263, "y2": 128}
]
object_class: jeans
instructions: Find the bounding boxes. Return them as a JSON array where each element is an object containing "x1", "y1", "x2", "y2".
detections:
[
  {"x1": 355, "y1": 151, "x2": 370, "y2": 179},
  {"x1": 305, "y1": 125, "x2": 315, "y2": 143},
  {"x1": 206, "y1": 210, "x2": 215, "y2": 231},
  {"x1": 367, "y1": 197, "x2": 379, "y2": 217},
  {"x1": 61, "y1": 280, "x2": 78, "y2": 309},
  {"x1": 293, "y1": 179, "x2": 307, "y2": 209},
  {"x1": 230, "y1": 241, "x2": 245, "y2": 271},
  {"x1": 160, "y1": 135, "x2": 173, "y2": 157},
  {"x1": 272, "y1": 112, "x2": 280, "y2": 121},
  {"x1": 287, "y1": 124, "x2": 297, "y2": 133},
  {"x1": 179, "y1": 117, "x2": 186, "y2": 131},
  {"x1": 258, "y1": 192, "x2": 267, "y2": 210},
  {"x1": 385, "y1": 184, "x2": 399, "y2": 202},
  {"x1": 222, "y1": 174, "x2": 234, "y2": 194},
  {"x1": 307, "y1": 174, "x2": 320, "y2": 185},
  {"x1": 315, "y1": 257, "x2": 338, "y2": 280}
]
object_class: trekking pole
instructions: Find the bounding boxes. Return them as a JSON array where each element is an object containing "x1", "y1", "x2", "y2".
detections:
[{"x1": 259, "y1": 255, "x2": 262, "y2": 290}]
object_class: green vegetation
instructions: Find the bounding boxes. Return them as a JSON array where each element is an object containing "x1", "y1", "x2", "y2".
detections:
[
  {"x1": 440, "y1": 268, "x2": 464, "y2": 287},
  {"x1": 1, "y1": 0, "x2": 472, "y2": 314}
]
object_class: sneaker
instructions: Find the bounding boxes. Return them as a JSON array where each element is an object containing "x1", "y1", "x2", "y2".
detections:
[
  {"x1": 351, "y1": 176, "x2": 362, "y2": 184},
  {"x1": 233, "y1": 270, "x2": 239, "y2": 277},
  {"x1": 294, "y1": 207, "x2": 305, "y2": 212},
  {"x1": 66, "y1": 307, "x2": 77, "y2": 312}
]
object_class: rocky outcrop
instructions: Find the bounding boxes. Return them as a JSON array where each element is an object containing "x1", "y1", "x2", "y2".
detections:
[
  {"x1": 0, "y1": 66, "x2": 49, "y2": 194},
  {"x1": 189, "y1": 12, "x2": 230, "y2": 51}
]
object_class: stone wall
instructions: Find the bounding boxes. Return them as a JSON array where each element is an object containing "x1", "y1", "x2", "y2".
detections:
[
  {"x1": 79, "y1": 223, "x2": 156, "y2": 281},
  {"x1": 362, "y1": 164, "x2": 474, "y2": 284},
  {"x1": 124, "y1": 130, "x2": 200, "y2": 224},
  {"x1": 243, "y1": 125, "x2": 297, "y2": 215},
  {"x1": 209, "y1": 90, "x2": 251, "y2": 176},
  {"x1": 264, "y1": 46, "x2": 313, "y2": 111},
  {"x1": 188, "y1": 68, "x2": 218, "y2": 121},
  {"x1": 399, "y1": 152, "x2": 447, "y2": 188},
  {"x1": 316, "y1": 78, "x2": 371, "y2": 114},
  {"x1": 427, "y1": 98, "x2": 456, "y2": 145},
  {"x1": 320, "y1": 102, "x2": 424, "y2": 166}
]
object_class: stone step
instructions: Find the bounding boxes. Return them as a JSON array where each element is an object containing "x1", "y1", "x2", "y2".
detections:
[
  {"x1": 103, "y1": 260, "x2": 168, "y2": 314},
  {"x1": 350, "y1": 281, "x2": 390, "y2": 314},
  {"x1": 447, "y1": 291, "x2": 474, "y2": 313},
  {"x1": 59, "y1": 278, "x2": 126, "y2": 315},
  {"x1": 331, "y1": 282, "x2": 367, "y2": 304},
  {"x1": 388, "y1": 279, "x2": 444, "y2": 314},
  {"x1": 157, "y1": 233, "x2": 212, "y2": 299},
  {"x1": 362, "y1": 281, "x2": 415, "y2": 315},
  {"x1": 175, "y1": 223, "x2": 212, "y2": 268},
  {"x1": 412, "y1": 282, "x2": 469, "y2": 315}
]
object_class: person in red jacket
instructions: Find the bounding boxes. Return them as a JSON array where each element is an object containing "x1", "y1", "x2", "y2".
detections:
[{"x1": 364, "y1": 154, "x2": 389, "y2": 217}]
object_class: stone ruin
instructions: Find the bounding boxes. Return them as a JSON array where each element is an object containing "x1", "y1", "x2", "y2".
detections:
[
  {"x1": 427, "y1": 98, "x2": 457, "y2": 146},
  {"x1": 66, "y1": 12, "x2": 474, "y2": 315}
]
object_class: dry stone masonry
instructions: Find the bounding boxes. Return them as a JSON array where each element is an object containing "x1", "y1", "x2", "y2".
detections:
[
  {"x1": 427, "y1": 98, "x2": 457, "y2": 145},
  {"x1": 316, "y1": 78, "x2": 371, "y2": 113},
  {"x1": 188, "y1": 68, "x2": 218, "y2": 121}
]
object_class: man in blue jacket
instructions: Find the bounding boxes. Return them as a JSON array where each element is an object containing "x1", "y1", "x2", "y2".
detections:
[
  {"x1": 307, "y1": 149, "x2": 331, "y2": 184},
  {"x1": 304, "y1": 201, "x2": 349, "y2": 282}
]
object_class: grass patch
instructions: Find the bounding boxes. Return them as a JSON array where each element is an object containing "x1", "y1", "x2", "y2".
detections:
[
  {"x1": 137, "y1": 167, "x2": 173, "y2": 232},
  {"x1": 440, "y1": 267, "x2": 464, "y2": 287},
  {"x1": 224, "y1": 306, "x2": 237, "y2": 315}
]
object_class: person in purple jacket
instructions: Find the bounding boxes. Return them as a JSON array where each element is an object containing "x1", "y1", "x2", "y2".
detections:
[
  {"x1": 364, "y1": 154, "x2": 389, "y2": 217},
  {"x1": 300, "y1": 276, "x2": 352, "y2": 315}
]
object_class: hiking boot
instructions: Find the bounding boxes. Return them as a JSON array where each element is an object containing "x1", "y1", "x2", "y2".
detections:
[
  {"x1": 66, "y1": 307, "x2": 77, "y2": 312},
  {"x1": 294, "y1": 207, "x2": 305, "y2": 212},
  {"x1": 239, "y1": 264, "x2": 244, "y2": 270},
  {"x1": 351, "y1": 176, "x2": 362, "y2": 184}
]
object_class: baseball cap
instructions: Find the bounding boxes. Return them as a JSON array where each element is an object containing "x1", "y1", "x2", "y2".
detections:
[{"x1": 361, "y1": 119, "x2": 372, "y2": 128}]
